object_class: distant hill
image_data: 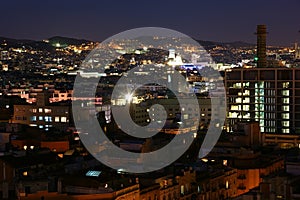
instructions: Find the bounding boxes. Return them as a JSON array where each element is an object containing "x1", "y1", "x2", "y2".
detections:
[
  {"x1": 47, "y1": 36, "x2": 91, "y2": 46},
  {"x1": 0, "y1": 36, "x2": 254, "y2": 51},
  {"x1": 196, "y1": 39, "x2": 255, "y2": 48},
  {"x1": 0, "y1": 37, "x2": 34, "y2": 46},
  {"x1": 0, "y1": 36, "x2": 54, "y2": 51}
]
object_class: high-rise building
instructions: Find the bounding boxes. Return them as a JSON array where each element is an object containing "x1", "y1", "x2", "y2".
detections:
[{"x1": 225, "y1": 67, "x2": 300, "y2": 134}]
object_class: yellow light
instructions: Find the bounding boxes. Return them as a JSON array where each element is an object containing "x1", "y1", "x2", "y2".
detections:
[{"x1": 23, "y1": 171, "x2": 28, "y2": 176}]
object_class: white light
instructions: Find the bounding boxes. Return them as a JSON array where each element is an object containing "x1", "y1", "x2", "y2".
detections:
[
  {"x1": 23, "y1": 146, "x2": 27, "y2": 150},
  {"x1": 105, "y1": 184, "x2": 108, "y2": 188},
  {"x1": 30, "y1": 146, "x2": 34, "y2": 150},
  {"x1": 193, "y1": 133, "x2": 197, "y2": 138},
  {"x1": 125, "y1": 93, "x2": 132, "y2": 102},
  {"x1": 74, "y1": 137, "x2": 80, "y2": 141}
]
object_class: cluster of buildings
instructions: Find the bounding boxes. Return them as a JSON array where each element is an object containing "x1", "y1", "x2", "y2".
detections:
[{"x1": 1, "y1": 25, "x2": 300, "y2": 199}]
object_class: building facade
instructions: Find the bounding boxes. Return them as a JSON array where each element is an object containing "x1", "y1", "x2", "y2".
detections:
[
  {"x1": 225, "y1": 67, "x2": 300, "y2": 134},
  {"x1": 12, "y1": 93, "x2": 71, "y2": 131}
]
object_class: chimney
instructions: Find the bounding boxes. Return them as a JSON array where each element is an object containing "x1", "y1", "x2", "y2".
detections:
[{"x1": 256, "y1": 25, "x2": 267, "y2": 68}]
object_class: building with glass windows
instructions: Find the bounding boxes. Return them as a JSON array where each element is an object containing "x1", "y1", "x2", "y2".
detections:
[
  {"x1": 12, "y1": 93, "x2": 71, "y2": 131},
  {"x1": 225, "y1": 67, "x2": 300, "y2": 134}
]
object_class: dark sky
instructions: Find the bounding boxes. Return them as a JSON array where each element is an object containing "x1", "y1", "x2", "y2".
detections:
[{"x1": 1, "y1": 0, "x2": 300, "y2": 46}]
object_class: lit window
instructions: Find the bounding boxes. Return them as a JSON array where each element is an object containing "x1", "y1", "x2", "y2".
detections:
[
  {"x1": 55, "y1": 117, "x2": 60, "y2": 122},
  {"x1": 282, "y1": 121, "x2": 289, "y2": 127},
  {"x1": 32, "y1": 109, "x2": 37, "y2": 113},
  {"x1": 61, "y1": 117, "x2": 67, "y2": 123},
  {"x1": 45, "y1": 116, "x2": 52, "y2": 122},
  {"x1": 39, "y1": 125, "x2": 43, "y2": 129},
  {"x1": 30, "y1": 116, "x2": 37, "y2": 122},
  {"x1": 44, "y1": 108, "x2": 51, "y2": 113},
  {"x1": 23, "y1": 171, "x2": 28, "y2": 176},
  {"x1": 283, "y1": 129, "x2": 290, "y2": 134},
  {"x1": 282, "y1": 90, "x2": 289, "y2": 96},
  {"x1": 283, "y1": 105, "x2": 289, "y2": 111},
  {"x1": 283, "y1": 98, "x2": 289, "y2": 104},
  {"x1": 243, "y1": 105, "x2": 250, "y2": 111},
  {"x1": 39, "y1": 108, "x2": 43, "y2": 113},
  {"x1": 180, "y1": 185, "x2": 185, "y2": 195},
  {"x1": 39, "y1": 116, "x2": 43, "y2": 121},
  {"x1": 282, "y1": 113, "x2": 289, "y2": 119}
]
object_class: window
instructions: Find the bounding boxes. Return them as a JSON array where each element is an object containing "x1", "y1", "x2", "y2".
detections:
[
  {"x1": 44, "y1": 108, "x2": 51, "y2": 113},
  {"x1": 15, "y1": 116, "x2": 22, "y2": 120},
  {"x1": 39, "y1": 108, "x2": 43, "y2": 113},
  {"x1": 283, "y1": 105, "x2": 289, "y2": 111},
  {"x1": 39, "y1": 116, "x2": 43, "y2": 121},
  {"x1": 61, "y1": 117, "x2": 67, "y2": 123},
  {"x1": 32, "y1": 108, "x2": 37, "y2": 113},
  {"x1": 55, "y1": 117, "x2": 60, "y2": 122},
  {"x1": 45, "y1": 116, "x2": 52, "y2": 122},
  {"x1": 181, "y1": 185, "x2": 184, "y2": 195},
  {"x1": 30, "y1": 116, "x2": 37, "y2": 122}
]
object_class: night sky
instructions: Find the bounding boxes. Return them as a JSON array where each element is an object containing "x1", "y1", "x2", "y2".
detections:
[{"x1": 1, "y1": 0, "x2": 300, "y2": 46}]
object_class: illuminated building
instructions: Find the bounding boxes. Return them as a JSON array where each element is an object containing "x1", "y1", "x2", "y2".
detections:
[
  {"x1": 12, "y1": 93, "x2": 71, "y2": 131},
  {"x1": 126, "y1": 97, "x2": 225, "y2": 135},
  {"x1": 225, "y1": 67, "x2": 300, "y2": 134},
  {"x1": 0, "y1": 50, "x2": 9, "y2": 61}
]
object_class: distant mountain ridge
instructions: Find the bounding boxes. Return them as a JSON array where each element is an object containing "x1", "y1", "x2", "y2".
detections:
[
  {"x1": 0, "y1": 36, "x2": 255, "y2": 50},
  {"x1": 47, "y1": 36, "x2": 91, "y2": 46},
  {"x1": 196, "y1": 39, "x2": 255, "y2": 48}
]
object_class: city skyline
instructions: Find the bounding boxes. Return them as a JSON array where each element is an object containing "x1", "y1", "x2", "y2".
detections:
[
  {"x1": 1, "y1": 0, "x2": 300, "y2": 46},
  {"x1": 2, "y1": 2, "x2": 300, "y2": 199}
]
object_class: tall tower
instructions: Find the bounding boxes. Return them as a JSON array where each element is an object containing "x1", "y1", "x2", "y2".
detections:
[
  {"x1": 255, "y1": 25, "x2": 267, "y2": 68},
  {"x1": 295, "y1": 42, "x2": 300, "y2": 60}
]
